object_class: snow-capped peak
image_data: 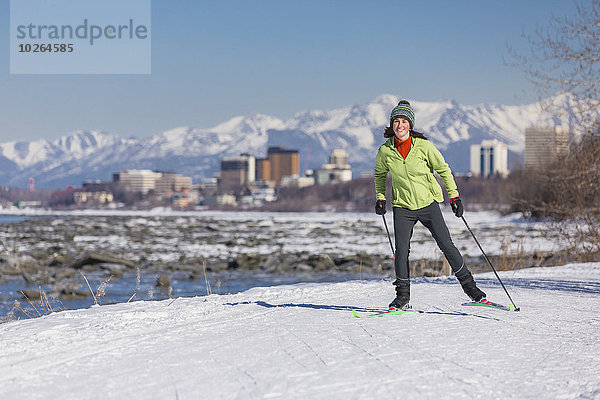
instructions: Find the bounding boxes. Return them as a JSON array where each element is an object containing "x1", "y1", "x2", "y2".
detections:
[{"x1": 0, "y1": 93, "x2": 594, "y2": 188}]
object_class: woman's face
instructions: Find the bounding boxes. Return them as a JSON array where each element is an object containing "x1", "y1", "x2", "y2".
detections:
[{"x1": 393, "y1": 117, "x2": 411, "y2": 141}]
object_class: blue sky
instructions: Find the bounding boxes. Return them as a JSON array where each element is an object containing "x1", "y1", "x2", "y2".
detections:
[{"x1": 0, "y1": 0, "x2": 582, "y2": 142}]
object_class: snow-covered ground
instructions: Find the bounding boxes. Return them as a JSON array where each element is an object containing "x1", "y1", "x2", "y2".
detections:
[{"x1": 1, "y1": 262, "x2": 598, "y2": 399}]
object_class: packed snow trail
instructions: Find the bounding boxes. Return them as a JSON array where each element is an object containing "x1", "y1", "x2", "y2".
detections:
[{"x1": 1, "y1": 263, "x2": 599, "y2": 399}]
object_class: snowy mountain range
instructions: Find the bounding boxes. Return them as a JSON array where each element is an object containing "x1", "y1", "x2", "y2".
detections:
[{"x1": 0, "y1": 94, "x2": 581, "y2": 189}]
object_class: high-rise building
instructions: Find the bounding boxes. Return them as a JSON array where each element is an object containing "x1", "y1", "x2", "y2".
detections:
[
  {"x1": 470, "y1": 139, "x2": 508, "y2": 177},
  {"x1": 267, "y1": 146, "x2": 299, "y2": 183},
  {"x1": 524, "y1": 126, "x2": 569, "y2": 169},
  {"x1": 220, "y1": 154, "x2": 256, "y2": 193},
  {"x1": 241, "y1": 153, "x2": 256, "y2": 183},
  {"x1": 255, "y1": 158, "x2": 271, "y2": 181}
]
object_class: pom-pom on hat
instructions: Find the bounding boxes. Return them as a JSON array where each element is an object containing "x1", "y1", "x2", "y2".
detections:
[{"x1": 390, "y1": 100, "x2": 415, "y2": 129}]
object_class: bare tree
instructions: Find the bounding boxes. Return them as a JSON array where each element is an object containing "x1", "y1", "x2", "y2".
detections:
[
  {"x1": 516, "y1": 135, "x2": 600, "y2": 259},
  {"x1": 509, "y1": 1, "x2": 600, "y2": 259},
  {"x1": 509, "y1": 0, "x2": 600, "y2": 133}
]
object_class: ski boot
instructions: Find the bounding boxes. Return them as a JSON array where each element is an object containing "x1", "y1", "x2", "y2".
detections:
[
  {"x1": 458, "y1": 273, "x2": 486, "y2": 301},
  {"x1": 389, "y1": 280, "x2": 411, "y2": 310}
]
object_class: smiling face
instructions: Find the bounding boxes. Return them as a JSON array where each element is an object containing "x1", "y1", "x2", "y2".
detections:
[{"x1": 392, "y1": 117, "x2": 411, "y2": 141}]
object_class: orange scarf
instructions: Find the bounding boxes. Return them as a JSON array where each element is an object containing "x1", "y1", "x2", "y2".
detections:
[{"x1": 394, "y1": 136, "x2": 412, "y2": 159}]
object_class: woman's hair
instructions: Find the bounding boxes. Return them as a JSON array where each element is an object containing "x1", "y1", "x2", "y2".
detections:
[{"x1": 383, "y1": 125, "x2": 428, "y2": 140}]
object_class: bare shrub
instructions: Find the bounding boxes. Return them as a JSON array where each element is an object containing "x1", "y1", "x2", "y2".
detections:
[
  {"x1": 511, "y1": 135, "x2": 600, "y2": 259},
  {"x1": 508, "y1": 1, "x2": 600, "y2": 134}
]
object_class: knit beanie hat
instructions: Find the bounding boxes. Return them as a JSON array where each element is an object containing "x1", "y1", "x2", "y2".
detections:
[{"x1": 390, "y1": 100, "x2": 415, "y2": 129}]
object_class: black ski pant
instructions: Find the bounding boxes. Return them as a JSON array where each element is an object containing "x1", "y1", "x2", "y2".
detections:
[{"x1": 392, "y1": 201, "x2": 469, "y2": 284}]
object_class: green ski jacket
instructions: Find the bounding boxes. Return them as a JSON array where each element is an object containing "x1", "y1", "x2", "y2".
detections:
[{"x1": 374, "y1": 136, "x2": 459, "y2": 210}]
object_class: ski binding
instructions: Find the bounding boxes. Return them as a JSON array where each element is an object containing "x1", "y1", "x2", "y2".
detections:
[{"x1": 461, "y1": 298, "x2": 517, "y2": 312}]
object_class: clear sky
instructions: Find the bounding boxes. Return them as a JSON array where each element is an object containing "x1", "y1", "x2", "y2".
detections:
[{"x1": 0, "y1": 0, "x2": 583, "y2": 142}]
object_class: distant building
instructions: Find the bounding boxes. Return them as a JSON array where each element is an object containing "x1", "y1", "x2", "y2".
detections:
[
  {"x1": 220, "y1": 154, "x2": 256, "y2": 193},
  {"x1": 252, "y1": 147, "x2": 300, "y2": 185},
  {"x1": 524, "y1": 126, "x2": 569, "y2": 169},
  {"x1": 216, "y1": 193, "x2": 237, "y2": 206},
  {"x1": 73, "y1": 191, "x2": 114, "y2": 205},
  {"x1": 280, "y1": 175, "x2": 315, "y2": 188},
  {"x1": 116, "y1": 170, "x2": 163, "y2": 194},
  {"x1": 12, "y1": 200, "x2": 42, "y2": 209},
  {"x1": 255, "y1": 158, "x2": 271, "y2": 181},
  {"x1": 250, "y1": 187, "x2": 276, "y2": 203},
  {"x1": 470, "y1": 139, "x2": 508, "y2": 177},
  {"x1": 315, "y1": 149, "x2": 353, "y2": 184},
  {"x1": 267, "y1": 146, "x2": 299, "y2": 184},
  {"x1": 114, "y1": 169, "x2": 193, "y2": 195},
  {"x1": 242, "y1": 153, "x2": 256, "y2": 183},
  {"x1": 155, "y1": 172, "x2": 193, "y2": 193},
  {"x1": 170, "y1": 189, "x2": 198, "y2": 209},
  {"x1": 219, "y1": 148, "x2": 300, "y2": 191},
  {"x1": 200, "y1": 178, "x2": 218, "y2": 191}
]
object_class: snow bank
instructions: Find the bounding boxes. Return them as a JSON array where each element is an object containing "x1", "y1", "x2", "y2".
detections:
[{"x1": 1, "y1": 263, "x2": 599, "y2": 399}]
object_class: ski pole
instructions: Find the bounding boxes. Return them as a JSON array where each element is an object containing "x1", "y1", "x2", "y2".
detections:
[
  {"x1": 461, "y1": 216, "x2": 520, "y2": 311},
  {"x1": 382, "y1": 215, "x2": 395, "y2": 257}
]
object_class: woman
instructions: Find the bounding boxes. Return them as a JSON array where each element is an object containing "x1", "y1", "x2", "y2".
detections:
[{"x1": 374, "y1": 100, "x2": 486, "y2": 310}]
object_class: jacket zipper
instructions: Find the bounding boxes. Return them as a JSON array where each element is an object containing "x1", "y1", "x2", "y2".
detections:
[
  {"x1": 403, "y1": 160, "x2": 417, "y2": 203},
  {"x1": 391, "y1": 139, "x2": 417, "y2": 204}
]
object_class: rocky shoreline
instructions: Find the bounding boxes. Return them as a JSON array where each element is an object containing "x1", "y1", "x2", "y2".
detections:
[
  {"x1": 0, "y1": 213, "x2": 562, "y2": 308},
  {"x1": 0, "y1": 215, "x2": 389, "y2": 303}
]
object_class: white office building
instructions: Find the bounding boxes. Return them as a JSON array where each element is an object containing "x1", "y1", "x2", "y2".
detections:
[
  {"x1": 117, "y1": 170, "x2": 163, "y2": 194},
  {"x1": 470, "y1": 139, "x2": 509, "y2": 177}
]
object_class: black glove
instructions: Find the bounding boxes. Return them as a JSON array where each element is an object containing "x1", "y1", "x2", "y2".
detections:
[
  {"x1": 375, "y1": 199, "x2": 386, "y2": 215},
  {"x1": 450, "y1": 197, "x2": 463, "y2": 218}
]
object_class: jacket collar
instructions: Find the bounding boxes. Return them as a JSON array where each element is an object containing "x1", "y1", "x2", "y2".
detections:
[{"x1": 386, "y1": 136, "x2": 415, "y2": 148}]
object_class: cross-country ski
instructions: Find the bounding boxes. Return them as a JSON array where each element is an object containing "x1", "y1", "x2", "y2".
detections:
[
  {"x1": 352, "y1": 308, "x2": 424, "y2": 318},
  {"x1": 461, "y1": 299, "x2": 515, "y2": 312}
]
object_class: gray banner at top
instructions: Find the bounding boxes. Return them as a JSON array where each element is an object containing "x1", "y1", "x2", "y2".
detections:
[{"x1": 10, "y1": 0, "x2": 151, "y2": 74}]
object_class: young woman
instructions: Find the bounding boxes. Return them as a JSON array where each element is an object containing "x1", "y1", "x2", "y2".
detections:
[{"x1": 374, "y1": 100, "x2": 486, "y2": 310}]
